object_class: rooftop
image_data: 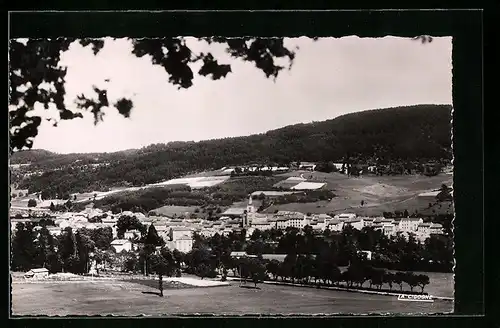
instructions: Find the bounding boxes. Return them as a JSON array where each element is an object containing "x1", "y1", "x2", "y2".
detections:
[
  {"x1": 400, "y1": 218, "x2": 423, "y2": 222},
  {"x1": 27, "y1": 268, "x2": 49, "y2": 273},
  {"x1": 222, "y1": 208, "x2": 246, "y2": 216},
  {"x1": 111, "y1": 239, "x2": 131, "y2": 245}
]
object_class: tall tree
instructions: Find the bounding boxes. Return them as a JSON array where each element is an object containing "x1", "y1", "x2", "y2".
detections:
[
  {"x1": 75, "y1": 228, "x2": 96, "y2": 274},
  {"x1": 58, "y1": 227, "x2": 79, "y2": 273},
  {"x1": 11, "y1": 222, "x2": 37, "y2": 271}
]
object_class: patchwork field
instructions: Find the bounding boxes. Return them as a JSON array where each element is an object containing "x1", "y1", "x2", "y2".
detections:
[
  {"x1": 150, "y1": 176, "x2": 230, "y2": 189},
  {"x1": 10, "y1": 169, "x2": 453, "y2": 219},
  {"x1": 11, "y1": 277, "x2": 453, "y2": 316}
]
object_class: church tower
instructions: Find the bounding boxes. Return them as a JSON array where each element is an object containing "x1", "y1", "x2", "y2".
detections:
[
  {"x1": 243, "y1": 195, "x2": 255, "y2": 228},
  {"x1": 246, "y1": 195, "x2": 255, "y2": 214}
]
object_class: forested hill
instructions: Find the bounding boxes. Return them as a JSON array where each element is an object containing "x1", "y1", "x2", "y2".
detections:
[{"x1": 12, "y1": 104, "x2": 452, "y2": 196}]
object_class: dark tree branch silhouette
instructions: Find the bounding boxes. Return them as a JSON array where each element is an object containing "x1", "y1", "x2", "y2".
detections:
[{"x1": 9, "y1": 37, "x2": 296, "y2": 153}]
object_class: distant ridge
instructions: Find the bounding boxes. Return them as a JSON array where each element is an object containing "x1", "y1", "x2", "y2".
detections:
[{"x1": 12, "y1": 104, "x2": 452, "y2": 197}]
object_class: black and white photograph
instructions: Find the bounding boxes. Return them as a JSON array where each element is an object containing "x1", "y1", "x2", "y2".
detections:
[{"x1": 9, "y1": 34, "x2": 454, "y2": 316}]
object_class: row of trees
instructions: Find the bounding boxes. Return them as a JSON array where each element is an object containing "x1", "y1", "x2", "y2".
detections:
[
  {"x1": 186, "y1": 224, "x2": 453, "y2": 275},
  {"x1": 11, "y1": 217, "x2": 188, "y2": 298},
  {"x1": 178, "y1": 236, "x2": 432, "y2": 293},
  {"x1": 231, "y1": 253, "x2": 430, "y2": 293},
  {"x1": 11, "y1": 222, "x2": 112, "y2": 274}
]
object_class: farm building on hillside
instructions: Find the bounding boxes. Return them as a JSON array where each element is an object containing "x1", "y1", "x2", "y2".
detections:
[
  {"x1": 299, "y1": 162, "x2": 317, "y2": 171},
  {"x1": 24, "y1": 268, "x2": 49, "y2": 279},
  {"x1": 335, "y1": 213, "x2": 357, "y2": 221}
]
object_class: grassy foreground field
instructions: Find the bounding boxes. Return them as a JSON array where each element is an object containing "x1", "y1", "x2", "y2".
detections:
[{"x1": 11, "y1": 278, "x2": 453, "y2": 316}]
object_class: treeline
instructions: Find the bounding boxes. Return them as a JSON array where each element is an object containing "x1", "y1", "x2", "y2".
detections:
[
  {"x1": 93, "y1": 185, "x2": 210, "y2": 214},
  {"x1": 93, "y1": 176, "x2": 284, "y2": 214},
  {"x1": 16, "y1": 105, "x2": 452, "y2": 197},
  {"x1": 232, "y1": 253, "x2": 431, "y2": 293},
  {"x1": 180, "y1": 228, "x2": 444, "y2": 293},
  {"x1": 92, "y1": 177, "x2": 279, "y2": 214},
  {"x1": 191, "y1": 225, "x2": 453, "y2": 274},
  {"x1": 315, "y1": 161, "x2": 446, "y2": 177},
  {"x1": 10, "y1": 219, "x2": 179, "y2": 284},
  {"x1": 11, "y1": 222, "x2": 114, "y2": 274}
]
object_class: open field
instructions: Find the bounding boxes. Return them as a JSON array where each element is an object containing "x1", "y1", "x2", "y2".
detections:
[
  {"x1": 11, "y1": 278, "x2": 452, "y2": 316},
  {"x1": 152, "y1": 205, "x2": 200, "y2": 216},
  {"x1": 263, "y1": 172, "x2": 454, "y2": 216},
  {"x1": 185, "y1": 170, "x2": 231, "y2": 178}
]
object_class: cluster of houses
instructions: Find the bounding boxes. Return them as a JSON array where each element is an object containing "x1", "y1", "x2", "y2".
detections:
[
  {"x1": 11, "y1": 194, "x2": 445, "y2": 258},
  {"x1": 10, "y1": 207, "x2": 196, "y2": 254},
  {"x1": 220, "y1": 164, "x2": 290, "y2": 175},
  {"x1": 225, "y1": 196, "x2": 445, "y2": 242}
]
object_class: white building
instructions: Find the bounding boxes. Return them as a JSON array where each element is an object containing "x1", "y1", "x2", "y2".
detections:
[
  {"x1": 287, "y1": 216, "x2": 309, "y2": 229},
  {"x1": 299, "y1": 162, "x2": 317, "y2": 171},
  {"x1": 382, "y1": 223, "x2": 396, "y2": 236},
  {"x1": 335, "y1": 213, "x2": 357, "y2": 221},
  {"x1": 398, "y1": 218, "x2": 424, "y2": 232},
  {"x1": 362, "y1": 217, "x2": 375, "y2": 227},
  {"x1": 358, "y1": 250, "x2": 373, "y2": 261},
  {"x1": 251, "y1": 215, "x2": 273, "y2": 231},
  {"x1": 24, "y1": 268, "x2": 49, "y2": 279},
  {"x1": 276, "y1": 218, "x2": 289, "y2": 230},
  {"x1": 124, "y1": 229, "x2": 141, "y2": 240},
  {"x1": 344, "y1": 218, "x2": 364, "y2": 230},
  {"x1": 111, "y1": 239, "x2": 133, "y2": 253},
  {"x1": 166, "y1": 235, "x2": 193, "y2": 253},
  {"x1": 164, "y1": 226, "x2": 194, "y2": 253},
  {"x1": 326, "y1": 219, "x2": 343, "y2": 232},
  {"x1": 48, "y1": 227, "x2": 62, "y2": 236},
  {"x1": 416, "y1": 223, "x2": 432, "y2": 240},
  {"x1": 168, "y1": 226, "x2": 193, "y2": 241},
  {"x1": 429, "y1": 223, "x2": 444, "y2": 235},
  {"x1": 311, "y1": 214, "x2": 332, "y2": 230}
]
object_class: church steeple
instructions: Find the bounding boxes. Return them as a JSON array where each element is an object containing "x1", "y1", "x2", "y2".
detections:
[
  {"x1": 246, "y1": 195, "x2": 255, "y2": 223},
  {"x1": 247, "y1": 195, "x2": 254, "y2": 213}
]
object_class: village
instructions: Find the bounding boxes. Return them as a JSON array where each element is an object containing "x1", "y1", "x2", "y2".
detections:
[{"x1": 11, "y1": 192, "x2": 446, "y2": 259}]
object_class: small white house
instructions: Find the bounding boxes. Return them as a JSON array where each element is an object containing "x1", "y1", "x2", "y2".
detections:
[
  {"x1": 111, "y1": 239, "x2": 133, "y2": 253},
  {"x1": 429, "y1": 223, "x2": 444, "y2": 235},
  {"x1": 327, "y1": 219, "x2": 343, "y2": 232},
  {"x1": 382, "y1": 223, "x2": 396, "y2": 236},
  {"x1": 344, "y1": 219, "x2": 364, "y2": 230},
  {"x1": 124, "y1": 229, "x2": 141, "y2": 240},
  {"x1": 24, "y1": 268, "x2": 49, "y2": 279},
  {"x1": 167, "y1": 235, "x2": 194, "y2": 253},
  {"x1": 336, "y1": 213, "x2": 357, "y2": 221},
  {"x1": 358, "y1": 250, "x2": 373, "y2": 261}
]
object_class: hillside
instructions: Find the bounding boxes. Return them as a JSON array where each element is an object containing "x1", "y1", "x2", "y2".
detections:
[{"x1": 11, "y1": 104, "x2": 452, "y2": 198}]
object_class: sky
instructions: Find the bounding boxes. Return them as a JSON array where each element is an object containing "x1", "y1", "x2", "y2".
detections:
[{"x1": 23, "y1": 36, "x2": 452, "y2": 154}]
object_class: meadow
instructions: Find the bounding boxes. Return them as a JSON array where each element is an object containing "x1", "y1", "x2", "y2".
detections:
[
  {"x1": 262, "y1": 171, "x2": 454, "y2": 216},
  {"x1": 11, "y1": 278, "x2": 453, "y2": 316}
]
